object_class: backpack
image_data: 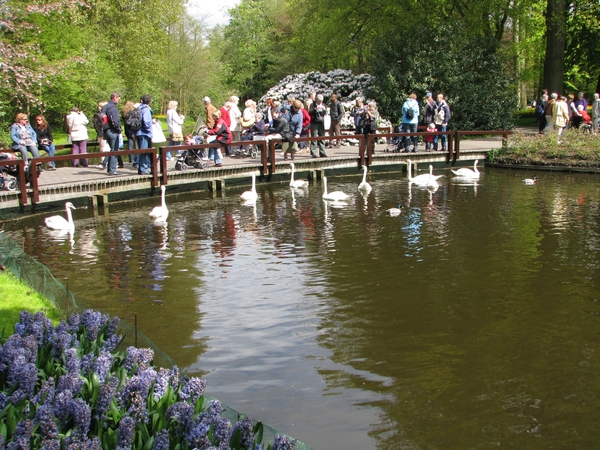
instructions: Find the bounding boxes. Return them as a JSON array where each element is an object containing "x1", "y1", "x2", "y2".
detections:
[
  {"x1": 405, "y1": 107, "x2": 414, "y2": 120},
  {"x1": 125, "y1": 108, "x2": 142, "y2": 132},
  {"x1": 535, "y1": 103, "x2": 545, "y2": 118}
]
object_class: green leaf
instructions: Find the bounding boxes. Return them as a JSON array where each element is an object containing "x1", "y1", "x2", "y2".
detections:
[{"x1": 253, "y1": 421, "x2": 264, "y2": 445}]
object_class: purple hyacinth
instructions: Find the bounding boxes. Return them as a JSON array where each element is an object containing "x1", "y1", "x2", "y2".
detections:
[
  {"x1": 124, "y1": 347, "x2": 154, "y2": 373},
  {"x1": 95, "y1": 376, "x2": 119, "y2": 421},
  {"x1": 6, "y1": 419, "x2": 33, "y2": 450},
  {"x1": 70, "y1": 398, "x2": 92, "y2": 438},
  {"x1": 80, "y1": 310, "x2": 106, "y2": 342},
  {"x1": 34, "y1": 403, "x2": 59, "y2": 442},
  {"x1": 92, "y1": 350, "x2": 113, "y2": 383},
  {"x1": 179, "y1": 377, "x2": 206, "y2": 403},
  {"x1": 64, "y1": 348, "x2": 80, "y2": 374},
  {"x1": 56, "y1": 373, "x2": 84, "y2": 397},
  {"x1": 66, "y1": 436, "x2": 101, "y2": 450},
  {"x1": 67, "y1": 313, "x2": 80, "y2": 332},
  {"x1": 185, "y1": 421, "x2": 210, "y2": 448},
  {"x1": 211, "y1": 415, "x2": 232, "y2": 445},
  {"x1": 153, "y1": 430, "x2": 170, "y2": 450},
  {"x1": 126, "y1": 391, "x2": 148, "y2": 424},
  {"x1": 0, "y1": 392, "x2": 8, "y2": 410},
  {"x1": 101, "y1": 334, "x2": 122, "y2": 353},
  {"x1": 271, "y1": 435, "x2": 297, "y2": 450},
  {"x1": 116, "y1": 416, "x2": 136, "y2": 449},
  {"x1": 51, "y1": 323, "x2": 74, "y2": 358},
  {"x1": 80, "y1": 353, "x2": 94, "y2": 376},
  {"x1": 152, "y1": 367, "x2": 172, "y2": 401},
  {"x1": 231, "y1": 417, "x2": 254, "y2": 449},
  {"x1": 166, "y1": 402, "x2": 194, "y2": 435},
  {"x1": 7, "y1": 357, "x2": 38, "y2": 404},
  {"x1": 54, "y1": 389, "x2": 74, "y2": 423},
  {"x1": 33, "y1": 377, "x2": 56, "y2": 406},
  {"x1": 105, "y1": 316, "x2": 120, "y2": 338}
]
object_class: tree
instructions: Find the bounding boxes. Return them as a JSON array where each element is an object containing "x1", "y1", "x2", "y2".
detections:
[
  {"x1": 542, "y1": 0, "x2": 567, "y2": 94},
  {"x1": 367, "y1": 23, "x2": 517, "y2": 130}
]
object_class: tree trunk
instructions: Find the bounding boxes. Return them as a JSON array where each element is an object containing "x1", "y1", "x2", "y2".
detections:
[{"x1": 542, "y1": 0, "x2": 567, "y2": 94}]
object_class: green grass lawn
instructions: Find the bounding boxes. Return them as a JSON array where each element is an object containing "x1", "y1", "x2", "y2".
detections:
[{"x1": 0, "y1": 269, "x2": 63, "y2": 336}]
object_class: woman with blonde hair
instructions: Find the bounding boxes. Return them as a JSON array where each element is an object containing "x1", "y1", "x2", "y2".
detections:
[
  {"x1": 122, "y1": 101, "x2": 138, "y2": 165},
  {"x1": 166, "y1": 100, "x2": 185, "y2": 160},
  {"x1": 10, "y1": 113, "x2": 40, "y2": 163},
  {"x1": 228, "y1": 96, "x2": 242, "y2": 144},
  {"x1": 241, "y1": 99, "x2": 257, "y2": 130}
]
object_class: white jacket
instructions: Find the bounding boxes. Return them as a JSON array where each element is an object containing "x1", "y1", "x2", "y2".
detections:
[
  {"x1": 166, "y1": 109, "x2": 184, "y2": 134},
  {"x1": 67, "y1": 112, "x2": 89, "y2": 141}
]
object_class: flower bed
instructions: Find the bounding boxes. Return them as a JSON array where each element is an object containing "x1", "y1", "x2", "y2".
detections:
[{"x1": 0, "y1": 310, "x2": 297, "y2": 449}]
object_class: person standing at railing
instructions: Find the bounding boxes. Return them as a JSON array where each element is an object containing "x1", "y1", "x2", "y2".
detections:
[
  {"x1": 401, "y1": 93, "x2": 420, "y2": 153},
  {"x1": 103, "y1": 92, "x2": 122, "y2": 175},
  {"x1": 433, "y1": 94, "x2": 451, "y2": 152},
  {"x1": 66, "y1": 106, "x2": 89, "y2": 168},
  {"x1": 360, "y1": 102, "x2": 379, "y2": 154},
  {"x1": 33, "y1": 115, "x2": 56, "y2": 170},
  {"x1": 10, "y1": 113, "x2": 40, "y2": 164},
  {"x1": 350, "y1": 97, "x2": 365, "y2": 135},
  {"x1": 328, "y1": 93, "x2": 344, "y2": 148},
  {"x1": 136, "y1": 95, "x2": 154, "y2": 175},
  {"x1": 166, "y1": 100, "x2": 185, "y2": 160},
  {"x1": 592, "y1": 93, "x2": 600, "y2": 135},
  {"x1": 309, "y1": 94, "x2": 327, "y2": 158}
]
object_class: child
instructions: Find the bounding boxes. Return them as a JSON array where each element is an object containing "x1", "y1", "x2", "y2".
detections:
[{"x1": 425, "y1": 122, "x2": 436, "y2": 151}]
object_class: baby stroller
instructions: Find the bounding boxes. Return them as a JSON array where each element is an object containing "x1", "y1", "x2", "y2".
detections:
[
  {"x1": 234, "y1": 134, "x2": 263, "y2": 158},
  {"x1": 174, "y1": 136, "x2": 209, "y2": 171},
  {"x1": 385, "y1": 126, "x2": 405, "y2": 152},
  {"x1": 0, "y1": 154, "x2": 41, "y2": 190}
]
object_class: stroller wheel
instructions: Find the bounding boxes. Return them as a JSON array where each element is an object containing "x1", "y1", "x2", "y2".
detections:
[
  {"x1": 6, "y1": 180, "x2": 17, "y2": 191},
  {"x1": 176, "y1": 162, "x2": 186, "y2": 171},
  {"x1": 193, "y1": 162, "x2": 203, "y2": 169},
  {"x1": 201, "y1": 162, "x2": 208, "y2": 169},
  {"x1": 250, "y1": 150, "x2": 258, "y2": 158}
]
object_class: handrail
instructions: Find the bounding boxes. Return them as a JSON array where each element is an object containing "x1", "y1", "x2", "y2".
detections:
[{"x1": 13, "y1": 129, "x2": 511, "y2": 205}]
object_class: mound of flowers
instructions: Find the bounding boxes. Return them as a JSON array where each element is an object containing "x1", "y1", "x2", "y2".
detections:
[
  {"x1": 258, "y1": 70, "x2": 391, "y2": 145},
  {"x1": 0, "y1": 310, "x2": 296, "y2": 450}
]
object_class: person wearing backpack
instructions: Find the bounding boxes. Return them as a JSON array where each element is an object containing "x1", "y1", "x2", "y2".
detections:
[
  {"x1": 433, "y1": 93, "x2": 451, "y2": 151},
  {"x1": 136, "y1": 94, "x2": 154, "y2": 175},
  {"x1": 401, "y1": 93, "x2": 420, "y2": 153},
  {"x1": 122, "y1": 101, "x2": 139, "y2": 166},
  {"x1": 103, "y1": 92, "x2": 122, "y2": 175}
]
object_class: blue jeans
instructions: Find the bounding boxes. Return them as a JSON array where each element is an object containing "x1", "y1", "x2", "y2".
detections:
[
  {"x1": 402, "y1": 122, "x2": 418, "y2": 151},
  {"x1": 39, "y1": 143, "x2": 56, "y2": 167},
  {"x1": 127, "y1": 134, "x2": 138, "y2": 164},
  {"x1": 137, "y1": 135, "x2": 152, "y2": 174},
  {"x1": 208, "y1": 147, "x2": 221, "y2": 165},
  {"x1": 17, "y1": 145, "x2": 40, "y2": 163},
  {"x1": 433, "y1": 124, "x2": 447, "y2": 150},
  {"x1": 105, "y1": 129, "x2": 120, "y2": 173}
]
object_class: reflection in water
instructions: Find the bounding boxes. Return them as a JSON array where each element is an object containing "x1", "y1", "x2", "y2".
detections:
[{"x1": 6, "y1": 169, "x2": 600, "y2": 449}]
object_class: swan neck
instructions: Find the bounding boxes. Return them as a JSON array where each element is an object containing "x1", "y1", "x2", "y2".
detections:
[{"x1": 66, "y1": 206, "x2": 74, "y2": 226}]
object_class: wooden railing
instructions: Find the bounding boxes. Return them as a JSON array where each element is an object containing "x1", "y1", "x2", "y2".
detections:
[{"x1": 2, "y1": 129, "x2": 511, "y2": 207}]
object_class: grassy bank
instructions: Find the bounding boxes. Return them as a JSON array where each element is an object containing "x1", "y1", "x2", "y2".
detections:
[
  {"x1": 0, "y1": 269, "x2": 63, "y2": 335},
  {"x1": 490, "y1": 130, "x2": 600, "y2": 167}
]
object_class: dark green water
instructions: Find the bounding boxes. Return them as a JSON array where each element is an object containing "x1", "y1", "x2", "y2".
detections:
[{"x1": 7, "y1": 166, "x2": 600, "y2": 449}]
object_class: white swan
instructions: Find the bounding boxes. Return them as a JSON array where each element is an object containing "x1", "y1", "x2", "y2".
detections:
[
  {"x1": 45, "y1": 202, "x2": 76, "y2": 230},
  {"x1": 386, "y1": 204, "x2": 403, "y2": 216},
  {"x1": 289, "y1": 163, "x2": 309, "y2": 188},
  {"x1": 149, "y1": 185, "x2": 169, "y2": 222},
  {"x1": 241, "y1": 173, "x2": 258, "y2": 201},
  {"x1": 451, "y1": 160, "x2": 480, "y2": 178},
  {"x1": 358, "y1": 166, "x2": 372, "y2": 193},
  {"x1": 428, "y1": 165, "x2": 444, "y2": 182},
  {"x1": 406, "y1": 159, "x2": 437, "y2": 186},
  {"x1": 322, "y1": 176, "x2": 350, "y2": 201},
  {"x1": 522, "y1": 176, "x2": 537, "y2": 185}
]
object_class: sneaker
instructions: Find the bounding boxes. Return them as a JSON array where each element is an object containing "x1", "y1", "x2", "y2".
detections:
[
  {"x1": 97, "y1": 164, "x2": 104, "y2": 169},
  {"x1": 214, "y1": 163, "x2": 222, "y2": 167},
  {"x1": 108, "y1": 171, "x2": 118, "y2": 176}
]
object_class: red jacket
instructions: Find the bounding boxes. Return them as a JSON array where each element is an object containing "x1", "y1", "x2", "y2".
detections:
[
  {"x1": 220, "y1": 107, "x2": 231, "y2": 127},
  {"x1": 301, "y1": 108, "x2": 311, "y2": 130},
  {"x1": 208, "y1": 118, "x2": 232, "y2": 144}
]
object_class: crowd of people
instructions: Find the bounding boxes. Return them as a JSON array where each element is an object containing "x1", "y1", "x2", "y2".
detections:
[{"x1": 536, "y1": 90, "x2": 600, "y2": 138}]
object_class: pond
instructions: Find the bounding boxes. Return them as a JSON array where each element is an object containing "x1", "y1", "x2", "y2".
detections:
[{"x1": 5, "y1": 166, "x2": 600, "y2": 449}]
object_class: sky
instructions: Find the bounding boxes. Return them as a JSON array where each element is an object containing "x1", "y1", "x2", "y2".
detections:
[{"x1": 187, "y1": 0, "x2": 241, "y2": 28}]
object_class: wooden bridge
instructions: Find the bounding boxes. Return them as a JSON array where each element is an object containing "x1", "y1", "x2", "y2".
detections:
[{"x1": 0, "y1": 129, "x2": 509, "y2": 217}]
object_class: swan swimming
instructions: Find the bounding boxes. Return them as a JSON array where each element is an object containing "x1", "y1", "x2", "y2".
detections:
[
  {"x1": 241, "y1": 173, "x2": 258, "y2": 201},
  {"x1": 45, "y1": 202, "x2": 76, "y2": 230},
  {"x1": 428, "y1": 165, "x2": 444, "y2": 182},
  {"x1": 149, "y1": 185, "x2": 169, "y2": 222},
  {"x1": 406, "y1": 159, "x2": 438, "y2": 186},
  {"x1": 522, "y1": 176, "x2": 537, "y2": 185},
  {"x1": 386, "y1": 204, "x2": 403, "y2": 216},
  {"x1": 289, "y1": 162, "x2": 309, "y2": 188},
  {"x1": 358, "y1": 166, "x2": 372, "y2": 193},
  {"x1": 322, "y1": 176, "x2": 350, "y2": 201},
  {"x1": 451, "y1": 160, "x2": 480, "y2": 178}
]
